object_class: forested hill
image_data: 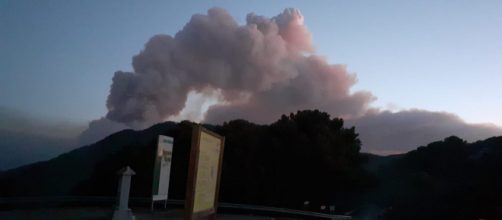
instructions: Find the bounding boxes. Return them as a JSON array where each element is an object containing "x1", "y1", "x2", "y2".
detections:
[
  {"x1": 0, "y1": 110, "x2": 368, "y2": 211},
  {"x1": 0, "y1": 110, "x2": 501, "y2": 219},
  {"x1": 361, "y1": 136, "x2": 502, "y2": 219}
]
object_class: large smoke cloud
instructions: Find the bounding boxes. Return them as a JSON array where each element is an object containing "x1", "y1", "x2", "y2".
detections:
[
  {"x1": 347, "y1": 109, "x2": 502, "y2": 154},
  {"x1": 105, "y1": 8, "x2": 374, "y2": 127},
  {"x1": 0, "y1": 106, "x2": 85, "y2": 169},
  {"x1": 81, "y1": 8, "x2": 501, "y2": 153}
]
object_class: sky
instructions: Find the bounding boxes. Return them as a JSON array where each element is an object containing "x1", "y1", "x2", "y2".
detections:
[
  {"x1": 1, "y1": 1, "x2": 502, "y2": 168},
  {"x1": 1, "y1": 0, "x2": 501, "y2": 126}
]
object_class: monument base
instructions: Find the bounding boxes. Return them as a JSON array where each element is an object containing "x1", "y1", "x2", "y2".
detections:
[{"x1": 112, "y1": 208, "x2": 135, "y2": 220}]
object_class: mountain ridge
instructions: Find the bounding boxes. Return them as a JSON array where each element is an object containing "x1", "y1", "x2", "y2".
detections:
[{"x1": 1, "y1": 110, "x2": 501, "y2": 219}]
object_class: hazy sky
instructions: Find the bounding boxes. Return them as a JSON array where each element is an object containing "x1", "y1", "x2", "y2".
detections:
[{"x1": 1, "y1": 0, "x2": 501, "y2": 126}]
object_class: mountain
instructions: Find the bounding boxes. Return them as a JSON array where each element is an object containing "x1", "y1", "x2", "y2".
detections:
[
  {"x1": 1, "y1": 110, "x2": 501, "y2": 219},
  {"x1": 358, "y1": 136, "x2": 502, "y2": 219},
  {"x1": 0, "y1": 106, "x2": 85, "y2": 170},
  {"x1": 0, "y1": 121, "x2": 179, "y2": 197},
  {"x1": 0, "y1": 110, "x2": 368, "y2": 211},
  {"x1": 0, "y1": 129, "x2": 76, "y2": 170}
]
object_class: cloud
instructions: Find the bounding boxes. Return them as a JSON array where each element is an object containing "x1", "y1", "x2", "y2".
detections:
[
  {"x1": 77, "y1": 117, "x2": 129, "y2": 146},
  {"x1": 347, "y1": 109, "x2": 502, "y2": 154},
  {"x1": 82, "y1": 7, "x2": 500, "y2": 155},
  {"x1": 103, "y1": 8, "x2": 374, "y2": 127},
  {"x1": 0, "y1": 106, "x2": 85, "y2": 139},
  {"x1": 0, "y1": 106, "x2": 85, "y2": 169}
]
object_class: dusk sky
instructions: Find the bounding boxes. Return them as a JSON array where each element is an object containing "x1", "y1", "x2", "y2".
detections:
[{"x1": 1, "y1": 1, "x2": 502, "y2": 162}]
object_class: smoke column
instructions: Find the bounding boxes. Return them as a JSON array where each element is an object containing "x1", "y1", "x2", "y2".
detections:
[
  {"x1": 105, "y1": 8, "x2": 374, "y2": 127},
  {"x1": 82, "y1": 7, "x2": 501, "y2": 153}
]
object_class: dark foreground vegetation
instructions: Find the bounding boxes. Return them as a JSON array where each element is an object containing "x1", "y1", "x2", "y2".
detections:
[{"x1": 0, "y1": 110, "x2": 501, "y2": 219}]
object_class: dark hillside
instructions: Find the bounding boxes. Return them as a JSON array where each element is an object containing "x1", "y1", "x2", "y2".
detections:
[
  {"x1": 0, "y1": 110, "x2": 369, "y2": 212},
  {"x1": 365, "y1": 136, "x2": 502, "y2": 220},
  {"x1": 2, "y1": 110, "x2": 500, "y2": 219},
  {"x1": 0, "y1": 122, "x2": 179, "y2": 197}
]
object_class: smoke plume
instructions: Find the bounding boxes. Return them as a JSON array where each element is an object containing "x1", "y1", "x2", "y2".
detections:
[
  {"x1": 0, "y1": 106, "x2": 85, "y2": 169},
  {"x1": 347, "y1": 109, "x2": 502, "y2": 154},
  {"x1": 81, "y1": 8, "x2": 501, "y2": 153},
  {"x1": 105, "y1": 8, "x2": 374, "y2": 127}
]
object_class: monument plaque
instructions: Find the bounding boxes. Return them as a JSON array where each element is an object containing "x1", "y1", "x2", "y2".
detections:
[{"x1": 184, "y1": 125, "x2": 225, "y2": 220}]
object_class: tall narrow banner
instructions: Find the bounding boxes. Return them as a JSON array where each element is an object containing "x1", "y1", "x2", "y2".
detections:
[{"x1": 152, "y1": 135, "x2": 174, "y2": 201}]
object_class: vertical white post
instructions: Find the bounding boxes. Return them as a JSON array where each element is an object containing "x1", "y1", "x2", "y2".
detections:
[{"x1": 112, "y1": 166, "x2": 136, "y2": 220}]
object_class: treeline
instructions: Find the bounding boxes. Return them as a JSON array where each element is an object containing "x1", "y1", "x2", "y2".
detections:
[
  {"x1": 365, "y1": 136, "x2": 502, "y2": 219},
  {"x1": 1, "y1": 109, "x2": 501, "y2": 219},
  {"x1": 0, "y1": 110, "x2": 371, "y2": 212},
  {"x1": 217, "y1": 110, "x2": 371, "y2": 209}
]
